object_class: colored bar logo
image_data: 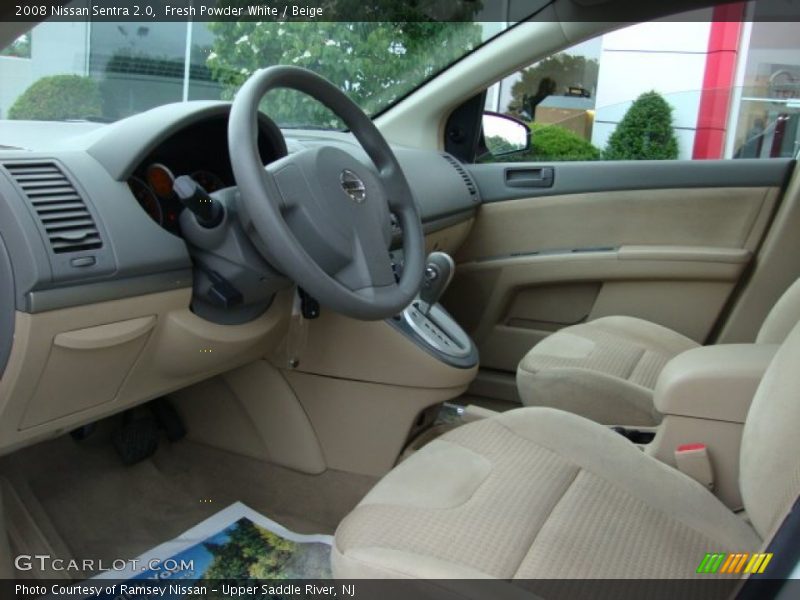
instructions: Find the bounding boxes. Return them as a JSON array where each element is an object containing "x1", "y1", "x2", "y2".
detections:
[{"x1": 696, "y1": 552, "x2": 773, "y2": 574}]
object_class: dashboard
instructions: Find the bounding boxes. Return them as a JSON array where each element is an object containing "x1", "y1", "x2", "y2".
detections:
[
  {"x1": 0, "y1": 99, "x2": 479, "y2": 454},
  {"x1": 0, "y1": 101, "x2": 478, "y2": 317}
]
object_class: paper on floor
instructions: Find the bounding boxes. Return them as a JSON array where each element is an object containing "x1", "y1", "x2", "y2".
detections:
[{"x1": 73, "y1": 502, "x2": 333, "y2": 598}]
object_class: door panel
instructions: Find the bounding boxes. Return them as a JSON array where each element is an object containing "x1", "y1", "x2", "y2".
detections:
[
  {"x1": 443, "y1": 160, "x2": 793, "y2": 381},
  {"x1": 455, "y1": 187, "x2": 777, "y2": 262}
]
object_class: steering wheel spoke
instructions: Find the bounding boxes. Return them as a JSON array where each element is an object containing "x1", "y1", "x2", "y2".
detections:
[{"x1": 335, "y1": 221, "x2": 395, "y2": 293}]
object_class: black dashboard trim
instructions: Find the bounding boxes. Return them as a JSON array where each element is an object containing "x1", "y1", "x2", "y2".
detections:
[{"x1": 0, "y1": 231, "x2": 14, "y2": 377}]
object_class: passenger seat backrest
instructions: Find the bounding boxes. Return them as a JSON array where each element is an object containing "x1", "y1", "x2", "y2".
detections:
[
  {"x1": 740, "y1": 319, "x2": 800, "y2": 539},
  {"x1": 757, "y1": 278, "x2": 800, "y2": 344}
]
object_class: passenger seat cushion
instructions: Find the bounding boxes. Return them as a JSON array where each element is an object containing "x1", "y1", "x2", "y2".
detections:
[
  {"x1": 333, "y1": 408, "x2": 759, "y2": 580},
  {"x1": 516, "y1": 317, "x2": 700, "y2": 425}
]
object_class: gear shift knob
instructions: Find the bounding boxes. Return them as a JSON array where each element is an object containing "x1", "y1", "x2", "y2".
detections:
[{"x1": 417, "y1": 252, "x2": 455, "y2": 315}]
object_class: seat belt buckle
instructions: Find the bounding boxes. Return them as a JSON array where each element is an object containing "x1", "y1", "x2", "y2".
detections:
[{"x1": 674, "y1": 443, "x2": 714, "y2": 491}]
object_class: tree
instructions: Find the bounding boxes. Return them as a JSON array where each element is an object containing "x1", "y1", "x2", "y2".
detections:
[
  {"x1": 508, "y1": 53, "x2": 599, "y2": 119},
  {"x1": 603, "y1": 91, "x2": 679, "y2": 160},
  {"x1": 1, "y1": 34, "x2": 30, "y2": 58},
  {"x1": 207, "y1": 21, "x2": 482, "y2": 127},
  {"x1": 8, "y1": 75, "x2": 102, "y2": 121},
  {"x1": 201, "y1": 519, "x2": 298, "y2": 580}
]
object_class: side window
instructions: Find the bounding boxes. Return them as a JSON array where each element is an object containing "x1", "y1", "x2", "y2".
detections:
[{"x1": 483, "y1": 16, "x2": 800, "y2": 162}]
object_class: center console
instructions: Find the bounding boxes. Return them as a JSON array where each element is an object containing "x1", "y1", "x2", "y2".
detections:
[{"x1": 645, "y1": 343, "x2": 778, "y2": 509}]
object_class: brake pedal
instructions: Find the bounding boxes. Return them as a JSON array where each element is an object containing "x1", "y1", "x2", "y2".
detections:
[
  {"x1": 112, "y1": 411, "x2": 159, "y2": 465},
  {"x1": 149, "y1": 397, "x2": 186, "y2": 442}
]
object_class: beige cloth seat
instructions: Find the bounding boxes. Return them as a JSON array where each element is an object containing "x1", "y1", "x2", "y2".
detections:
[
  {"x1": 516, "y1": 278, "x2": 800, "y2": 425},
  {"x1": 333, "y1": 320, "x2": 800, "y2": 580}
]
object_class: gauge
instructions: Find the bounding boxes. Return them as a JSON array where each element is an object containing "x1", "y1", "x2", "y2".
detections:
[
  {"x1": 146, "y1": 163, "x2": 176, "y2": 199},
  {"x1": 191, "y1": 170, "x2": 226, "y2": 193},
  {"x1": 128, "y1": 176, "x2": 163, "y2": 225}
]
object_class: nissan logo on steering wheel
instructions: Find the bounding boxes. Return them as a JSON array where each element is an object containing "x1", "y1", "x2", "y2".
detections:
[{"x1": 340, "y1": 169, "x2": 367, "y2": 204}]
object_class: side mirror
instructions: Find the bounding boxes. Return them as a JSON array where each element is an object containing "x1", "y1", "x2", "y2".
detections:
[{"x1": 482, "y1": 112, "x2": 531, "y2": 157}]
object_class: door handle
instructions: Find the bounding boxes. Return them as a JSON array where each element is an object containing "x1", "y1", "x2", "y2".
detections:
[{"x1": 504, "y1": 167, "x2": 554, "y2": 188}]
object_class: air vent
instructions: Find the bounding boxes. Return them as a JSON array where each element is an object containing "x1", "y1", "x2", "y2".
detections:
[
  {"x1": 441, "y1": 153, "x2": 479, "y2": 201},
  {"x1": 4, "y1": 162, "x2": 103, "y2": 254}
]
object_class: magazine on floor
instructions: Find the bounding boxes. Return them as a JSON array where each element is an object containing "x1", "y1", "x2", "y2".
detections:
[{"x1": 76, "y1": 502, "x2": 333, "y2": 599}]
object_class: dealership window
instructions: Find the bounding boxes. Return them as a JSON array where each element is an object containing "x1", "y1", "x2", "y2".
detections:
[
  {"x1": 728, "y1": 21, "x2": 800, "y2": 159},
  {"x1": 89, "y1": 22, "x2": 224, "y2": 120},
  {"x1": 483, "y1": 8, "x2": 800, "y2": 162}
]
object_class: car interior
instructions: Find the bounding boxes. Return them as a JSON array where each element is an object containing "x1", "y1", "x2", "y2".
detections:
[{"x1": 0, "y1": 0, "x2": 799, "y2": 592}]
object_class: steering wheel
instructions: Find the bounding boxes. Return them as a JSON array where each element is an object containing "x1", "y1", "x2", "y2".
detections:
[{"x1": 228, "y1": 66, "x2": 425, "y2": 321}]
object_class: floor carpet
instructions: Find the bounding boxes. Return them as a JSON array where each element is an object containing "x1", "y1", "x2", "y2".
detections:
[{"x1": 0, "y1": 427, "x2": 376, "y2": 577}]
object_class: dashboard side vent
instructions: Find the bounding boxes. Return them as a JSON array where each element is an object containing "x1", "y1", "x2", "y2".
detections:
[
  {"x1": 441, "y1": 153, "x2": 479, "y2": 202},
  {"x1": 4, "y1": 162, "x2": 103, "y2": 254}
]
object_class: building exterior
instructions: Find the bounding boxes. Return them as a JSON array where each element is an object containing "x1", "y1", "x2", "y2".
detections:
[{"x1": 486, "y1": 3, "x2": 800, "y2": 160}]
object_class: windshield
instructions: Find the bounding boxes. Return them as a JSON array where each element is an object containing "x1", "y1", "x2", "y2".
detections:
[{"x1": 0, "y1": 20, "x2": 511, "y2": 128}]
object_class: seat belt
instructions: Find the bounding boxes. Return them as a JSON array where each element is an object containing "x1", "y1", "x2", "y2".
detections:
[{"x1": 674, "y1": 443, "x2": 715, "y2": 491}]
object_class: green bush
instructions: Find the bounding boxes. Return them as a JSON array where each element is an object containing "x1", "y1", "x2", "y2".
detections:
[
  {"x1": 528, "y1": 122, "x2": 601, "y2": 161},
  {"x1": 8, "y1": 75, "x2": 102, "y2": 121},
  {"x1": 489, "y1": 122, "x2": 600, "y2": 162},
  {"x1": 484, "y1": 135, "x2": 519, "y2": 156},
  {"x1": 603, "y1": 91, "x2": 679, "y2": 160}
]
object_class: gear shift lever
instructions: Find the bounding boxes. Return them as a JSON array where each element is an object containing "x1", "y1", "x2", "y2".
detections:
[{"x1": 417, "y1": 252, "x2": 455, "y2": 315}]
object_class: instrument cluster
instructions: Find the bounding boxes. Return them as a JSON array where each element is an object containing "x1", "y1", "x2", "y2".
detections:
[
  {"x1": 128, "y1": 164, "x2": 226, "y2": 233},
  {"x1": 124, "y1": 111, "x2": 287, "y2": 235}
]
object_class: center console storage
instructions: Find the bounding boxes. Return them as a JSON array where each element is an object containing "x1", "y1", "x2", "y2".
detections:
[{"x1": 646, "y1": 343, "x2": 778, "y2": 509}]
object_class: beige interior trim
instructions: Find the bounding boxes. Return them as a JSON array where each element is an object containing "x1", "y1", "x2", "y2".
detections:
[
  {"x1": 281, "y1": 309, "x2": 477, "y2": 390},
  {"x1": 455, "y1": 187, "x2": 776, "y2": 263},
  {"x1": 1, "y1": 477, "x2": 72, "y2": 579},
  {"x1": 717, "y1": 168, "x2": 800, "y2": 343},
  {"x1": 586, "y1": 281, "x2": 736, "y2": 344},
  {"x1": 653, "y1": 344, "x2": 778, "y2": 423},
  {"x1": 222, "y1": 361, "x2": 326, "y2": 473},
  {"x1": 282, "y1": 370, "x2": 468, "y2": 476},
  {"x1": 52, "y1": 316, "x2": 157, "y2": 350},
  {"x1": 425, "y1": 218, "x2": 475, "y2": 255},
  {"x1": 170, "y1": 360, "x2": 327, "y2": 474},
  {"x1": 617, "y1": 245, "x2": 751, "y2": 264},
  {"x1": 443, "y1": 186, "x2": 777, "y2": 374},
  {"x1": 647, "y1": 344, "x2": 776, "y2": 511},
  {"x1": 647, "y1": 416, "x2": 746, "y2": 511},
  {"x1": 0, "y1": 219, "x2": 478, "y2": 462},
  {"x1": 449, "y1": 251, "x2": 747, "y2": 354},
  {"x1": 257, "y1": 305, "x2": 479, "y2": 475},
  {"x1": 0, "y1": 288, "x2": 292, "y2": 455}
]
